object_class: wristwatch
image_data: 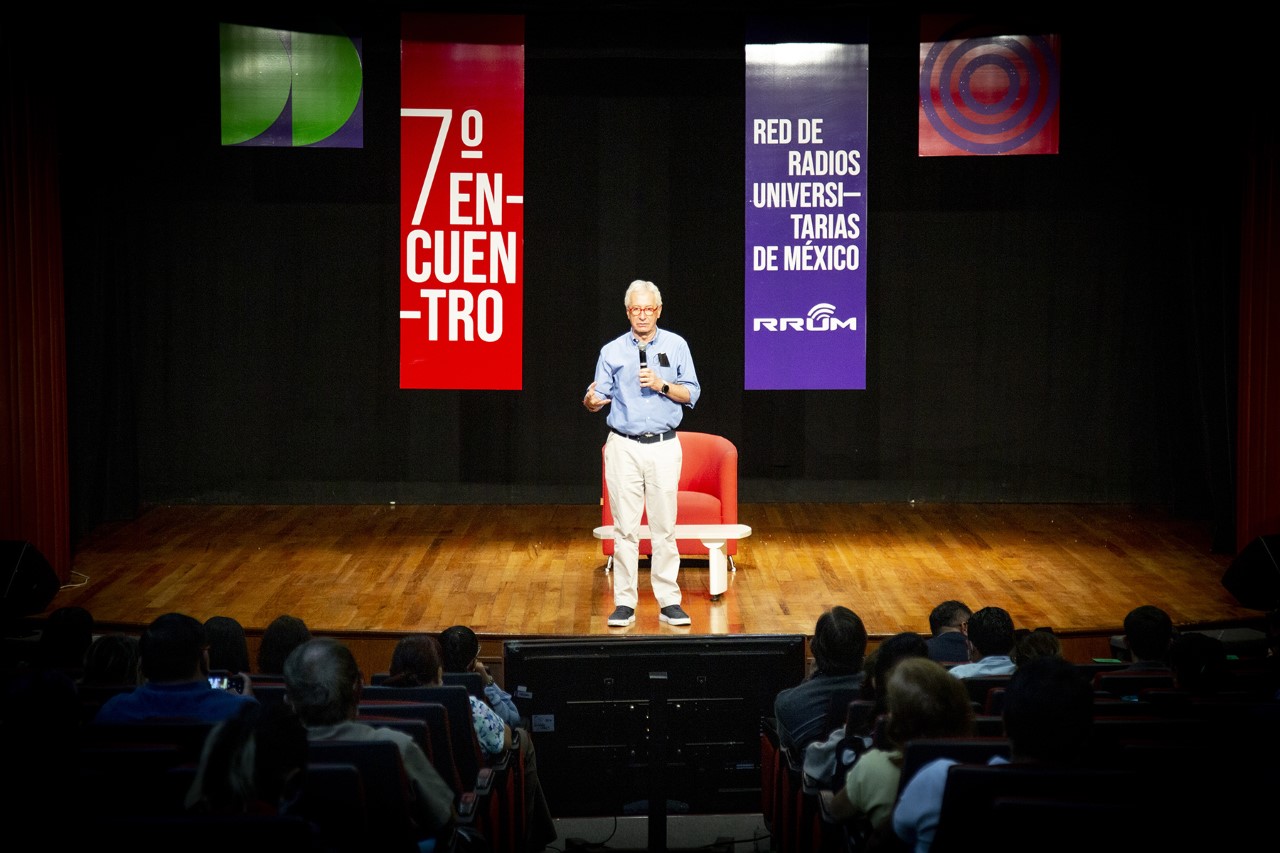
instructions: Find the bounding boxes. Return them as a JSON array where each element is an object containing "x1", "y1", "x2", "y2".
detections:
[{"x1": 661, "y1": 383, "x2": 670, "y2": 395}]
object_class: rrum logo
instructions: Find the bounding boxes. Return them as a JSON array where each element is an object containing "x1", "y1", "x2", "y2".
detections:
[{"x1": 752, "y1": 303, "x2": 858, "y2": 332}]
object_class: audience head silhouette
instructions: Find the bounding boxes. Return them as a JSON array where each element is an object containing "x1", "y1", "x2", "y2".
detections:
[
  {"x1": 925, "y1": 599, "x2": 972, "y2": 663},
  {"x1": 1123, "y1": 604, "x2": 1174, "y2": 664},
  {"x1": 185, "y1": 700, "x2": 308, "y2": 815},
  {"x1": 384, "y1": 633, "x2": 444, "y2": 687},
  {"x1": 140, "y1": 612, "x2": 209, "y2": 682},
  {"x1": 1170, "y1": 631, "x2": 1229, "y2": 695},
  {"x1": 36, "y1": 605, "x2": 94, "y2": 670},
  {"x1": 439, "y1": 625, "x2": 481, "y2": 672},
  {"x1": 80, "y1": 632, "x2": 141, "y2": 685},
  {"x1": 965, "y1": 606, "x2": 1016, "y2": 658},
  {"x1": 884, "y1": 656, "x2": 976, "y2": 748},
  {"x1": 928, "y1": 600, "x2": 971, "y2": 636},
  {"x1": 1013, "y1": 629, "x2": 1062, "y2": 666},
  {"x1": 868, "y1": 631, "x2": 930, "y2": 704},
  {"x1": 249, "y1": 701, "x2": 309, "y2": 807},
  {"x1": 1002, "y1": 655, "x2": 1093, "y2": 764},
  {"x1": 258, "y1": 614, "x2": 312, "y2": 674},
  {"x1": 282, "y1": 637, "x2": 360, "y2": 726},
  {"x1": 812, "y1": 606, "x2": 868, "y2": 676},
  {"x1": 204, "y1": 615, "x2": 251, "y2": 674}
]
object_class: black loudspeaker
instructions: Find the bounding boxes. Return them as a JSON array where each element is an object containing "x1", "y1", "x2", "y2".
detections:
[
  {"x1": 1221, "y1": 534, "x2": 1280, "y2": 611},
  {"x1": 1, "y1": 540, "x2": 61, "y2": 620}
]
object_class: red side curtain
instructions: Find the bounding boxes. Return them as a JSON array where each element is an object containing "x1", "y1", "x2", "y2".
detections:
[
  {"x1": 2, "y1": 30, "x2": 71, "y2": 582},
  {"x1": 1236, "y1": 128, "x2": 1280, "y2": 550}
]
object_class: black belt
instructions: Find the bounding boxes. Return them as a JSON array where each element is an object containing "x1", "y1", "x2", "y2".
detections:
[{"x1": 611, "y1": 427, "x2": 677, "y2": 444}]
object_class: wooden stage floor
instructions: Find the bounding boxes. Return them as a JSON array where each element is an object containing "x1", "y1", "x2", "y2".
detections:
[{"x1": 47, "y1": 502, "x2": 1254, "y2": 654}]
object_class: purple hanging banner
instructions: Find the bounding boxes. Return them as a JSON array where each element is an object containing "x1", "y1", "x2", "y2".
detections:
[{"x1": 745, "y1": 42, "x2": 869, "y2": 390}]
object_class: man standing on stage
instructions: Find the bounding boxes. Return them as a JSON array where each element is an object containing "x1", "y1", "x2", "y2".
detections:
[{"x1": 584, "y1": 279, "x2": 701, "y2": 627}]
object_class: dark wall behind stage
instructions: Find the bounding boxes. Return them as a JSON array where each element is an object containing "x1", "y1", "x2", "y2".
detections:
[{"x1": 57, "y1": 6, "x2": 1245, "y2": 545}]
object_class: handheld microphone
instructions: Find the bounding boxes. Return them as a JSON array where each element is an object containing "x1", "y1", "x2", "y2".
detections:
[{"x1": 638, "y1": 341, "x2": 648, "y2": 368}]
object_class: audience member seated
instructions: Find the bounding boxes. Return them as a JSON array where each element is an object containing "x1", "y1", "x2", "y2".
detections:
[
  {"x1": 385, "y1": 633, "x2": 558, "y2": 850},
  {"x1": 93, "y1": 612, "x2": 258, "y2": 724},
  {"x1": 946, "y1": 607, "x2": 1016, "y2": 679},
  {"x1": 205, "y1": 615, "x2": 252, "y2": 675},
  {"x1": 1168, "y1": 631, "x2": 1229, "y2": 696},
  {"x1": 258, "y1": 614, "x2": 313, "y2": 675},
  {"x1": 925, "y1": 601, "x2": 972, "y2": 664},
  {"x1": 440, "y1": 624, "x2": 522, "y2": 728},
  {"x1": 185, "y1": 700, "x2": 309, "y2": 816},
  {"x1": 774, "y1": 605, "x2": 868, "y2": 758},
  {"x1": 80, "y1": 632, "x2": 141, "y2": 686},
  {"x1": 893, "y1": 656, "x2": 1094, "y2": 853},
  {"x1": 385, "y1": 634, "x2": 506, "y2": 758},
  {"x1": 284, "y1": 636, "x2": 457, "y2": 843},
  {"x1": 858, "y1": 631, "x2": 931, "y2": 739},
  {"x1": 1011, "y1": 628, "x2": 1062, "y2": 667},
  {"x1": 802, "y1": 632, "x2": 930, "y2": 793},
  {"x1": 34, "y1": 605, "x2": 95, "y2": 676},
  {"x1": 825, "y1": 657, "x2": 975, "y2": 837},
  {"x1": 75, "y1": 633, "x2": 141, "y2": 723},
  {"x1": 1, "y1": 667, "x2": 82, "y2": 824},
  {"x1": 1120, "y1": 604, "x2": 1174, "y2": 669}
]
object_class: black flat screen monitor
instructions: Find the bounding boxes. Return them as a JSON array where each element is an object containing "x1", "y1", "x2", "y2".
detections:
[{"x1": 503, "y1": 634, "x2": 806, "y2": 817}]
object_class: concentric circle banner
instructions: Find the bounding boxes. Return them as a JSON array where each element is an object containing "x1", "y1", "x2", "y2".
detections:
[{"x1": 919, "y1": 17, "x2": 1060, "y2": 157}]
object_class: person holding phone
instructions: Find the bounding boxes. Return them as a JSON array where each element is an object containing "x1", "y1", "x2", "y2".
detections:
[
  {"x1": 584, "y1": 279, "x2": 701, "y2": 628},
  {"x1": 93, "y1": 612, "x2": 257, "y2": 724},
  {"x1": 207, "y1": 673, "x2": 247, "y2": 693}
]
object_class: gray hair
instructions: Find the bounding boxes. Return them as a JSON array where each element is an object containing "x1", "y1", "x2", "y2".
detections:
[
  {"x1": 283, "y1": 637, "x2": 358, "y2": 726},
  {"x1": 624, "y1": 279, "x2": 662, "y2": 308}
]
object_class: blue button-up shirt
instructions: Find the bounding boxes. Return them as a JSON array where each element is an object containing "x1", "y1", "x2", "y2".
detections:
[{"x1": 591, "y1": 327, "x2": 700, "y2": 435}]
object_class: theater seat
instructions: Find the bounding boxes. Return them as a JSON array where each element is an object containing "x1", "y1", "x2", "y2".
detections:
[
  {"x1": 930, "y1": 764, "x2": 1139, "y2": 853},
  {"x1": 601, "y1": 431, "x2": 738, "y2": 567}
]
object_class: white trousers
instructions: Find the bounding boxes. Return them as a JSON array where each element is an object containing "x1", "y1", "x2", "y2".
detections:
[{"x1": 604, "y1": 431, "x2": 682, "y2": 609}]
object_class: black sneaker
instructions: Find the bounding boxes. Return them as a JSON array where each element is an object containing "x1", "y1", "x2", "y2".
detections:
[
  {"x1": 607, "y1": 605, "x2": 635, "y2": 627},
  {"x1": 659, "y1": 604, "x2": 691, "y2": 626}
]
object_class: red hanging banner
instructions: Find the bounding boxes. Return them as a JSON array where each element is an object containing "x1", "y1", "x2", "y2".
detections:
[{"x1": 399, "y1": 14, "x2": 525, "y2": 389}]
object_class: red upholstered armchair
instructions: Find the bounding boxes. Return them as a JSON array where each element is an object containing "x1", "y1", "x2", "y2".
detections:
[{"x1": 601, "y1": 431, "x2": 739, "y2": 569}]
